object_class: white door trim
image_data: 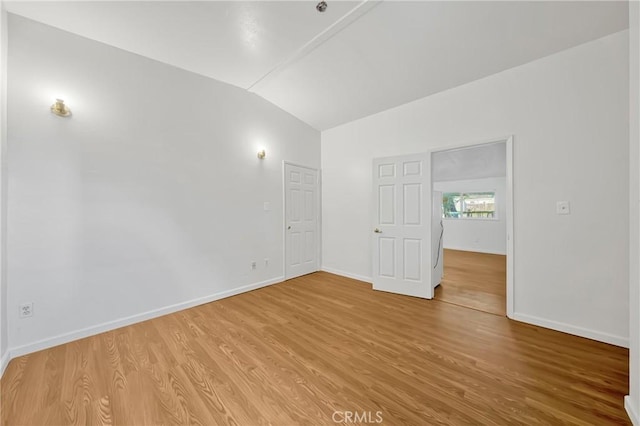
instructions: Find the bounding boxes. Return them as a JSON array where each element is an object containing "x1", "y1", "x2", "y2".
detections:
[
  {"x1": 429, "y1": 135, "x2": 515, "y2": 318},
  {"x1": 505, "y1": 136, "x2": 514, "y2": 318},
  {"x1": 282, "y1": 161, "x2": 321, "y2": 280}
]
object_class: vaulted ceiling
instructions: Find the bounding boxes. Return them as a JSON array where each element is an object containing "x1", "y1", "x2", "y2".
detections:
[{"x1": 6, "y1": 1, "x2": 629, "y2": 130}]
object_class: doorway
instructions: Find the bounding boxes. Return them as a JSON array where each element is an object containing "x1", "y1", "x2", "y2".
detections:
[
  {"x1": 284, "y1": 162, "x2": 319, "y2": 280},
  {"x1": 430, "y1": 138, "x2": 513, "y2": 316}
]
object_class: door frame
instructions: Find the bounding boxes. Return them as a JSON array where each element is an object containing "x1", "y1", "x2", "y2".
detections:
[
  {"x1": 429, "y1": 135, "x2": 514, "y2": 318},
  {"x1": 282, "y1": 161, "x2": 321, "y2": 280}
]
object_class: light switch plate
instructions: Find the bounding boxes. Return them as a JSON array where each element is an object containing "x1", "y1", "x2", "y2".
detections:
[{"x1": 556, "y1": 201, "x2": 570, "y2": 215}]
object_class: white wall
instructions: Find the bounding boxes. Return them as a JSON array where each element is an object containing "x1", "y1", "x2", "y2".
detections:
[
  {"x1": 0, "y1": 1, "x2": 7, "y2": 375},
  {"x1": 433, "y1": 177, "x2": 506, "y2": 255},
  {"x1": 322, "y1": 30, "x2": 629, "y2": 347},
  {"x1": 6, "y1": 15, "x2": 320, "y2": 355},
  {"x1": 627, "y1": 1, "x2": 640, "y2": 423}
]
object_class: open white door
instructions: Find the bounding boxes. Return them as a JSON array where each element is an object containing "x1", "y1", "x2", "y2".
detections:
[
  {"x1": 284, "y1": 163, "x2": 319, "y2": 280},
  {"x1": 372, "y1": 154, "x2": 433, "y2": 298}
]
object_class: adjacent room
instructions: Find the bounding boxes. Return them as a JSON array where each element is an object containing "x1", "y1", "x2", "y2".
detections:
[
  {"x1": 0, "y1": 1, "x2": 639, "y2": 425},
  {"x1": 432, "y1": 142, "x2": 508, "y2": 316}
]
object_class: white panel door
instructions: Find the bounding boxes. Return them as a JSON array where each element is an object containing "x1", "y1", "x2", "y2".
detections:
[
  {"x1": 285, "y1": 163, "x2": 319, "y2": 279},
  {"x1": 372, "y1": 154, "x2": 433, "y2": 298}
]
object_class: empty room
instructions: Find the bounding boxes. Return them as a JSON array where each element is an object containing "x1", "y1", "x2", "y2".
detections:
[{"x1": 0, "y1": 1, "x2": 639, "y2": 425}]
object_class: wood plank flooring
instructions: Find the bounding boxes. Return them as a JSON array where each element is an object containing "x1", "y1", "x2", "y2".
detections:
[
  {"x1": 435, "y1": 249, "x2": 507, "y2": 316},
  {"x1": 1, "y1": 272, "x2": 630, "y2": 425}
]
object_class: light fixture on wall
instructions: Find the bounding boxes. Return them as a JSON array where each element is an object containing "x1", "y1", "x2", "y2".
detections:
[
  {"x1": 50, "y1": 98, "x2": 71, "y2": 117},
  {"x1": 257, "y1": 149, "x2": 266, "y2": 160}
]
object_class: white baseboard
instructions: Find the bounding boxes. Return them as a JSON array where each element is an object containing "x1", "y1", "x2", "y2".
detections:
[
  {"x1": 511, "y1": 312, "x2": 629, "y2": 348},
  {"x1": 626, "y1": 395, "x2": 640, "y2": 426},
  {"x1": 321, "y1": 266, "x2": 372, "y2": 284},
  {"x1": 444, "y1": 246, "x2": 507, "y2": 256},
  {"x1": 0, "y1": 349, "x2": 9, "y2": 377},
  {"x1": 7, "y1": 276, "x2": 284, "y2": 361}
]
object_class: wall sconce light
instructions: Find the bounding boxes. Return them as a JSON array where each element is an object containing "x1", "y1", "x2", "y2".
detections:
[
  {"x1": 257, "y1": 149, "x2": 266, "y2": 159},
  {"x1": 50, "y1": 98, "x2": 71, "y2": 117}
]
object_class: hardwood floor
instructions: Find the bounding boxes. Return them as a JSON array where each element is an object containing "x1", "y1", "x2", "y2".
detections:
[
  {"x1": 435, "y1": 249, "x2": 507, "y2": 316},
  {"x1": 1, "y1": 272, "x2": 629, "y2": 425}
]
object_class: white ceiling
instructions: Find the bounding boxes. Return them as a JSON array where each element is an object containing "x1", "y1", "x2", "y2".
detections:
[
  {"x1": 5, "y1": 1, "x2": 361, "y2": 89},
  {"x1": 6, "y1": 1, "x2": 629, "y2": 131},
  {"x1": 432, "y1": 142, "x2": 506, "y2": 183}
]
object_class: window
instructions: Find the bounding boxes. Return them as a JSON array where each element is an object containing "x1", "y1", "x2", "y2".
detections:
[{"x1": 443, "y1": 192, "x2": 496, "y2": 219}]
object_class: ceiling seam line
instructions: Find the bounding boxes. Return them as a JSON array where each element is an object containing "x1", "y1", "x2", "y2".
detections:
[{"x1": 245, "y1": 0, "x2": 380, "y2": 92}]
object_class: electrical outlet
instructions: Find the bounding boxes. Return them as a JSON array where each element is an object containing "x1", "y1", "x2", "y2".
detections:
[
  {"x1": 264, "y1": 258, "x2": 269, "y2": 267},
  {"x1": 251, "y1": 261, "x2": 257, "y2": 270},
  {"x1": 19, "y1": 302, "x2": 33, "y2": 318}
]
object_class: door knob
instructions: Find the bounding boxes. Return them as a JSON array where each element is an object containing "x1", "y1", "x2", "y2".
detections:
[
  {"x1": 288, "y1": 226, "x2": 291, "y2": 230},
  {"x1": 374, "y1": 228, "x2": 382, "y2": 233}
]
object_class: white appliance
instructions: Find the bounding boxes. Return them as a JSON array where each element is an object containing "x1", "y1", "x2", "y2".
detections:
[{"x1": 432, "y1": 191, "x2": 444, "y2": 288}]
